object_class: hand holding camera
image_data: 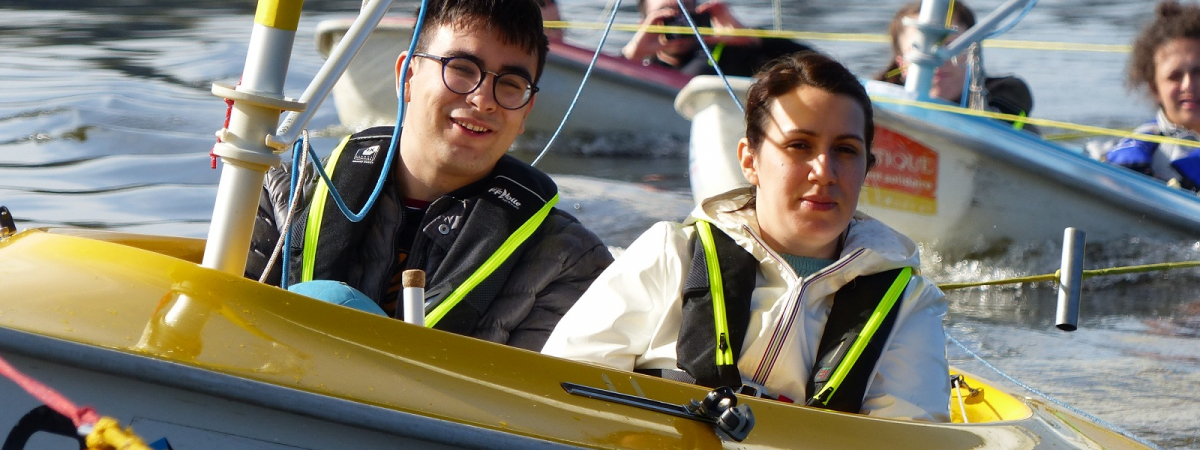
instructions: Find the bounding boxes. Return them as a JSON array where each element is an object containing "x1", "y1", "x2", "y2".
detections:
[{"x1": 663, "y1": 11, "x2": 712, "y2": 41}]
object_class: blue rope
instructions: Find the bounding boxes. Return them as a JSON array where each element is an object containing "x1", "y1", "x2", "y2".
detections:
[
  {"x1": 985, "y1": 0, "x2": 1037, "y2": 39},
  {"x1": 305, "y1": 0, "x2": 428, "y2": 223},
  {"x1": 279, "y1": 0, "x2": 430, "y2": 287},
  {"x1": 531, "y1": 0, "x2": 622, "y2": 166},
  {"x1": 302, "y1": 2, "x2": 429, "y2": 223},
  {"x1": 280, "y1": 137, "x2": 305, "y2": 288},
  {"x1": 946, "y1": 333, "x2": 1163, "y2": 450},
  {"x1": 674, "y1": 0, "x2": 743, "y2": 114}
]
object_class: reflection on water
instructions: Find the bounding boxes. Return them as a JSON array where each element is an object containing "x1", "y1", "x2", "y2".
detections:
[{"x1": 2, "y1": 0, "x2": 1199, "y2": 448}]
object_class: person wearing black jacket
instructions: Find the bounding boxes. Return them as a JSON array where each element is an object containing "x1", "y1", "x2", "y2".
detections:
[
  {"x1": 622, "y1": 0, "x2": 815, "y2": 78},
  {"x1": 244, "y1": 0, "x2": 612, "y2": 351}
]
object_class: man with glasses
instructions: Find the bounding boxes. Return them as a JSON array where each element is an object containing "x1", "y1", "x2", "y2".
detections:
[{"x1": 245, "y1": 0, "x2": 613, "y2": 352}]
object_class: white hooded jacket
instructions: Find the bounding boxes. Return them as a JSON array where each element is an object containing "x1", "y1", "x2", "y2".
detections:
[{"x1": 543, "y1": 188, "x2": 950, "y2": 422}]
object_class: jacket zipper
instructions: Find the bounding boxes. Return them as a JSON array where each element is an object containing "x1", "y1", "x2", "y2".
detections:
[{"x1": 736, "y1": 224, "x2": 867, "y2": 386}]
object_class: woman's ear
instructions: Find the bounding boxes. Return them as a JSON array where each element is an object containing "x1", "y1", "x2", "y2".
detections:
[
  {"x1": 738, "y1": 138, "x2": 759, "y2": 186},
  {"x1": 396, "y1": 51, "x2": 413, "y2": 102}
]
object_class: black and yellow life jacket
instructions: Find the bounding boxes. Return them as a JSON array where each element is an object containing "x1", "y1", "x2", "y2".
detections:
[
  {"x1": 288, "y1": 127, "x2": 559, "y2": 333},
  {"x1": 673, "y1": 220, "x2": 912, "y2": 413}
]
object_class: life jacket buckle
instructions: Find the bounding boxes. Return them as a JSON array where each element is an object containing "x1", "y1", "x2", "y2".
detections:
[{"x1": 735, "y1": 380, "x2": 793, "y2": 403}]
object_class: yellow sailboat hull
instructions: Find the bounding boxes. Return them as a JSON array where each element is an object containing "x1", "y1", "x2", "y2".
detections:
[{"x1": 0, "y1": 229, "x2": 1149, "y2": 449}]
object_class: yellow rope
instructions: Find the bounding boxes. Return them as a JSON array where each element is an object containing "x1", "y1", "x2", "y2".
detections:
[
  {"x1": 946, "y1": 0, "x2": 957, "y2": 29},
  {"x1": 870, "y1": 96, "x2": 1200, "y2": 149},
  {"x1": 938, "y1": 261, "x2": 1200, "y2": 291},
  {"x1": 543, "y1": 21, "x2": 1131, "y2": 53},
  {"x1": 86, "y1": 416, "x2": 153, "y2": 450}
]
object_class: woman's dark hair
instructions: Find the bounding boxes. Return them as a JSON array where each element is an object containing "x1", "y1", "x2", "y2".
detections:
[
  {"x1": 876, "y1": 1, "x2": 976, "y2": 84},
  {"x1": 414, "y1": 0, "x2": 550, "y2": 83},
  {"x1": 1128, "y1": 0, "x2": 1200, "y2": 97},
  {"x1": 744, "y1": 51, "x2": 876, "y2": 170}
]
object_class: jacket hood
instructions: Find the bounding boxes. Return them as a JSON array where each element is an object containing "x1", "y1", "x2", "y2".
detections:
[{"x1": 684, "y1": 187, "x2": 922, "y2": 279}]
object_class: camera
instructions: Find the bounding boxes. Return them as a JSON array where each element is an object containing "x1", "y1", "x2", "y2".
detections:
[{"x1": 663, "y1": 11, "x2": 712, "y2": 41}]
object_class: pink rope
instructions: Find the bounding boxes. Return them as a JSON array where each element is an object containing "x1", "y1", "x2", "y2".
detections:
[{"x1": 0, "y1": 354, "x2": 99, "y2": 428}]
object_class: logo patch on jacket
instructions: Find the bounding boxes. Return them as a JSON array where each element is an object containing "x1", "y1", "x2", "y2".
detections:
[
  {"x1": 353, "y1": 145, "x2": 380, "y2": 164},
  {"x1": 487, "y1": 187, "x2": 522, "y2": 209}
]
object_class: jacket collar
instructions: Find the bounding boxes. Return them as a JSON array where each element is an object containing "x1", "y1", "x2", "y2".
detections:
[{"x1": 1156, "y1": 109, "x2": 1200, "y2": 141}]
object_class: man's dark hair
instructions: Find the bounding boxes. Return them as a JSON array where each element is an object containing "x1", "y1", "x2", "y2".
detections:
[
  {"x1": 744, "y1": 51, "x2": 876, "y2": 170},
  {"x1": 1128, "y1": 0, "x2": 1200, "y2": 96},
  {"x1": 414, "y1": 0, "x2": 550, "y2": 83}
]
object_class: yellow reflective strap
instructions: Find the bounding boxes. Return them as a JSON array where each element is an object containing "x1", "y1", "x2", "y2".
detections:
[
  {"x1": 813, "y1": 266, "x2": 912, "y2": 405},
  {"x1": 707, "y1": 43, "x2": 725, "y2": 68},
  {"x1": 425, "y1": 193, "x2": 560, "y2": 327},
  {"x1": 1012, "y1": 110, "x2": 1027, "y2": 131},
  {"x1": 695, "y1": 221, "x2": 735, "y2": 366},
  {"x1": 301, "y1": 135, "x2": 352, "y2": 283},
  {"x1": 255, "y1": 0, "x2": 304, "y2": 31}
]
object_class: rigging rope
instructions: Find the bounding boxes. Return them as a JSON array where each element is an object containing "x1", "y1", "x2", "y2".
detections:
[
  {"x1": 542, "y1": 21, "x2": 1131, "y2": 53},
  {"x1": 938, "y1": 261, "x2": 1200, "y2": 290},
  {"x1": 984, "y1": 0, "x2": 1038, "y2": 39},
  {"x1": 531, "y1": 0, "x2": 623, "y2": 166},
  {"x1": 871, "y1": 95, "x2": 1200, "y2": 149},
  {"x1": 263, "y1": 130, "x2": 311, "y2": 287},
  {"x1": 280, "y1": 0, "x2": 432, "y2": 230},
  {"x1": 532, "y1": 0, "x2": 745, "y2": 165},
  {"x1": 945, "y1": 334, "x2": 1164, "y2": 450}
]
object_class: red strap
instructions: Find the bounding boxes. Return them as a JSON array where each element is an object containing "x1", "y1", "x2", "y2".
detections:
[
  {"x1": 0, "y1": 354, "x2": 99, "y2": 428},
  {"x1": 210, "y1": 97, "x2": 236, "y2": 169}
]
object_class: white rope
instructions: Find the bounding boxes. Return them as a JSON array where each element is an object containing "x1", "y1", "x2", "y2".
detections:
[
  {"x1": 259, "y1": 130, "x2": 310, "y2": 284},
  {"x1": 953, "y1": 382, "x2": 968, "y2": 423}
]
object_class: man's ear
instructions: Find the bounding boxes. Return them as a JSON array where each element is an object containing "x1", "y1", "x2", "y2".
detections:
[
  {"x1": 737, "y1": 138, "x2": 758, "y2": 185},
  {"x1": 396, "y1": 51, "x2": 413, "y2": 102},
  {"x1": 518, "y1": 95, "x2": 536, "y2": 135}
]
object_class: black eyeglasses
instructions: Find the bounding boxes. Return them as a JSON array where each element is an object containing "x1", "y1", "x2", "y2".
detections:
[{"x1": 412, "y1": 52, "x2": 539, "y2": 110}]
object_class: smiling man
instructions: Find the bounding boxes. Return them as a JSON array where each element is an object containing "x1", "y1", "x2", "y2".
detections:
[{"x1": 245, "y1": 0, "x2": 613, "y2": 351}]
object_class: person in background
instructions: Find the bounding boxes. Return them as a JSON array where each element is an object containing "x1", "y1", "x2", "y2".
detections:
[
  {"x1": 537, "y1": 0, "x2": 564, "y2": 42},
  {"x1": 622, "y1": 0, "x2": 814, "y2": 78},
  {"x1": 543, "y1": 52, "x2": 950, "y2": 422},
  {"x1": 878, "y1": 1, "x2": 1035, "y2": 125},
  {"x1": 244, "y1": 0, "x2": 613, "y2": 352},
  {"x1": 1104, "y1": 0, "x2": 1200, "y2": 191}
]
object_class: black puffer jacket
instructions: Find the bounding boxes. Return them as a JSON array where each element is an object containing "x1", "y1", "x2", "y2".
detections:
[{"x1": 245, "y1": 128, "x2": 613, "y2": 351}]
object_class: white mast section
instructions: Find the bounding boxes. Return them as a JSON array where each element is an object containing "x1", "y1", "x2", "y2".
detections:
[{"x1": 203, "y1": 0, "x2": 307, "y2": 276}]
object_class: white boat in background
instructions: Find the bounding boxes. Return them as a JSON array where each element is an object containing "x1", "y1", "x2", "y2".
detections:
[
  {"x1": 315, "y1": 17, "x2": 693, "y2": 148},
  {"x1": 678, "y1": 76, "x2": 1200, "y2": 258}
]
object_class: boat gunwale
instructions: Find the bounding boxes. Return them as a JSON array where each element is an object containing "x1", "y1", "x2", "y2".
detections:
[
  {"x1": 869, "y1": 99, "x2": 1200, "y2": 235},
  {"x1": 0, "y1": 325, "x2": 583, "y2": 450}
]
